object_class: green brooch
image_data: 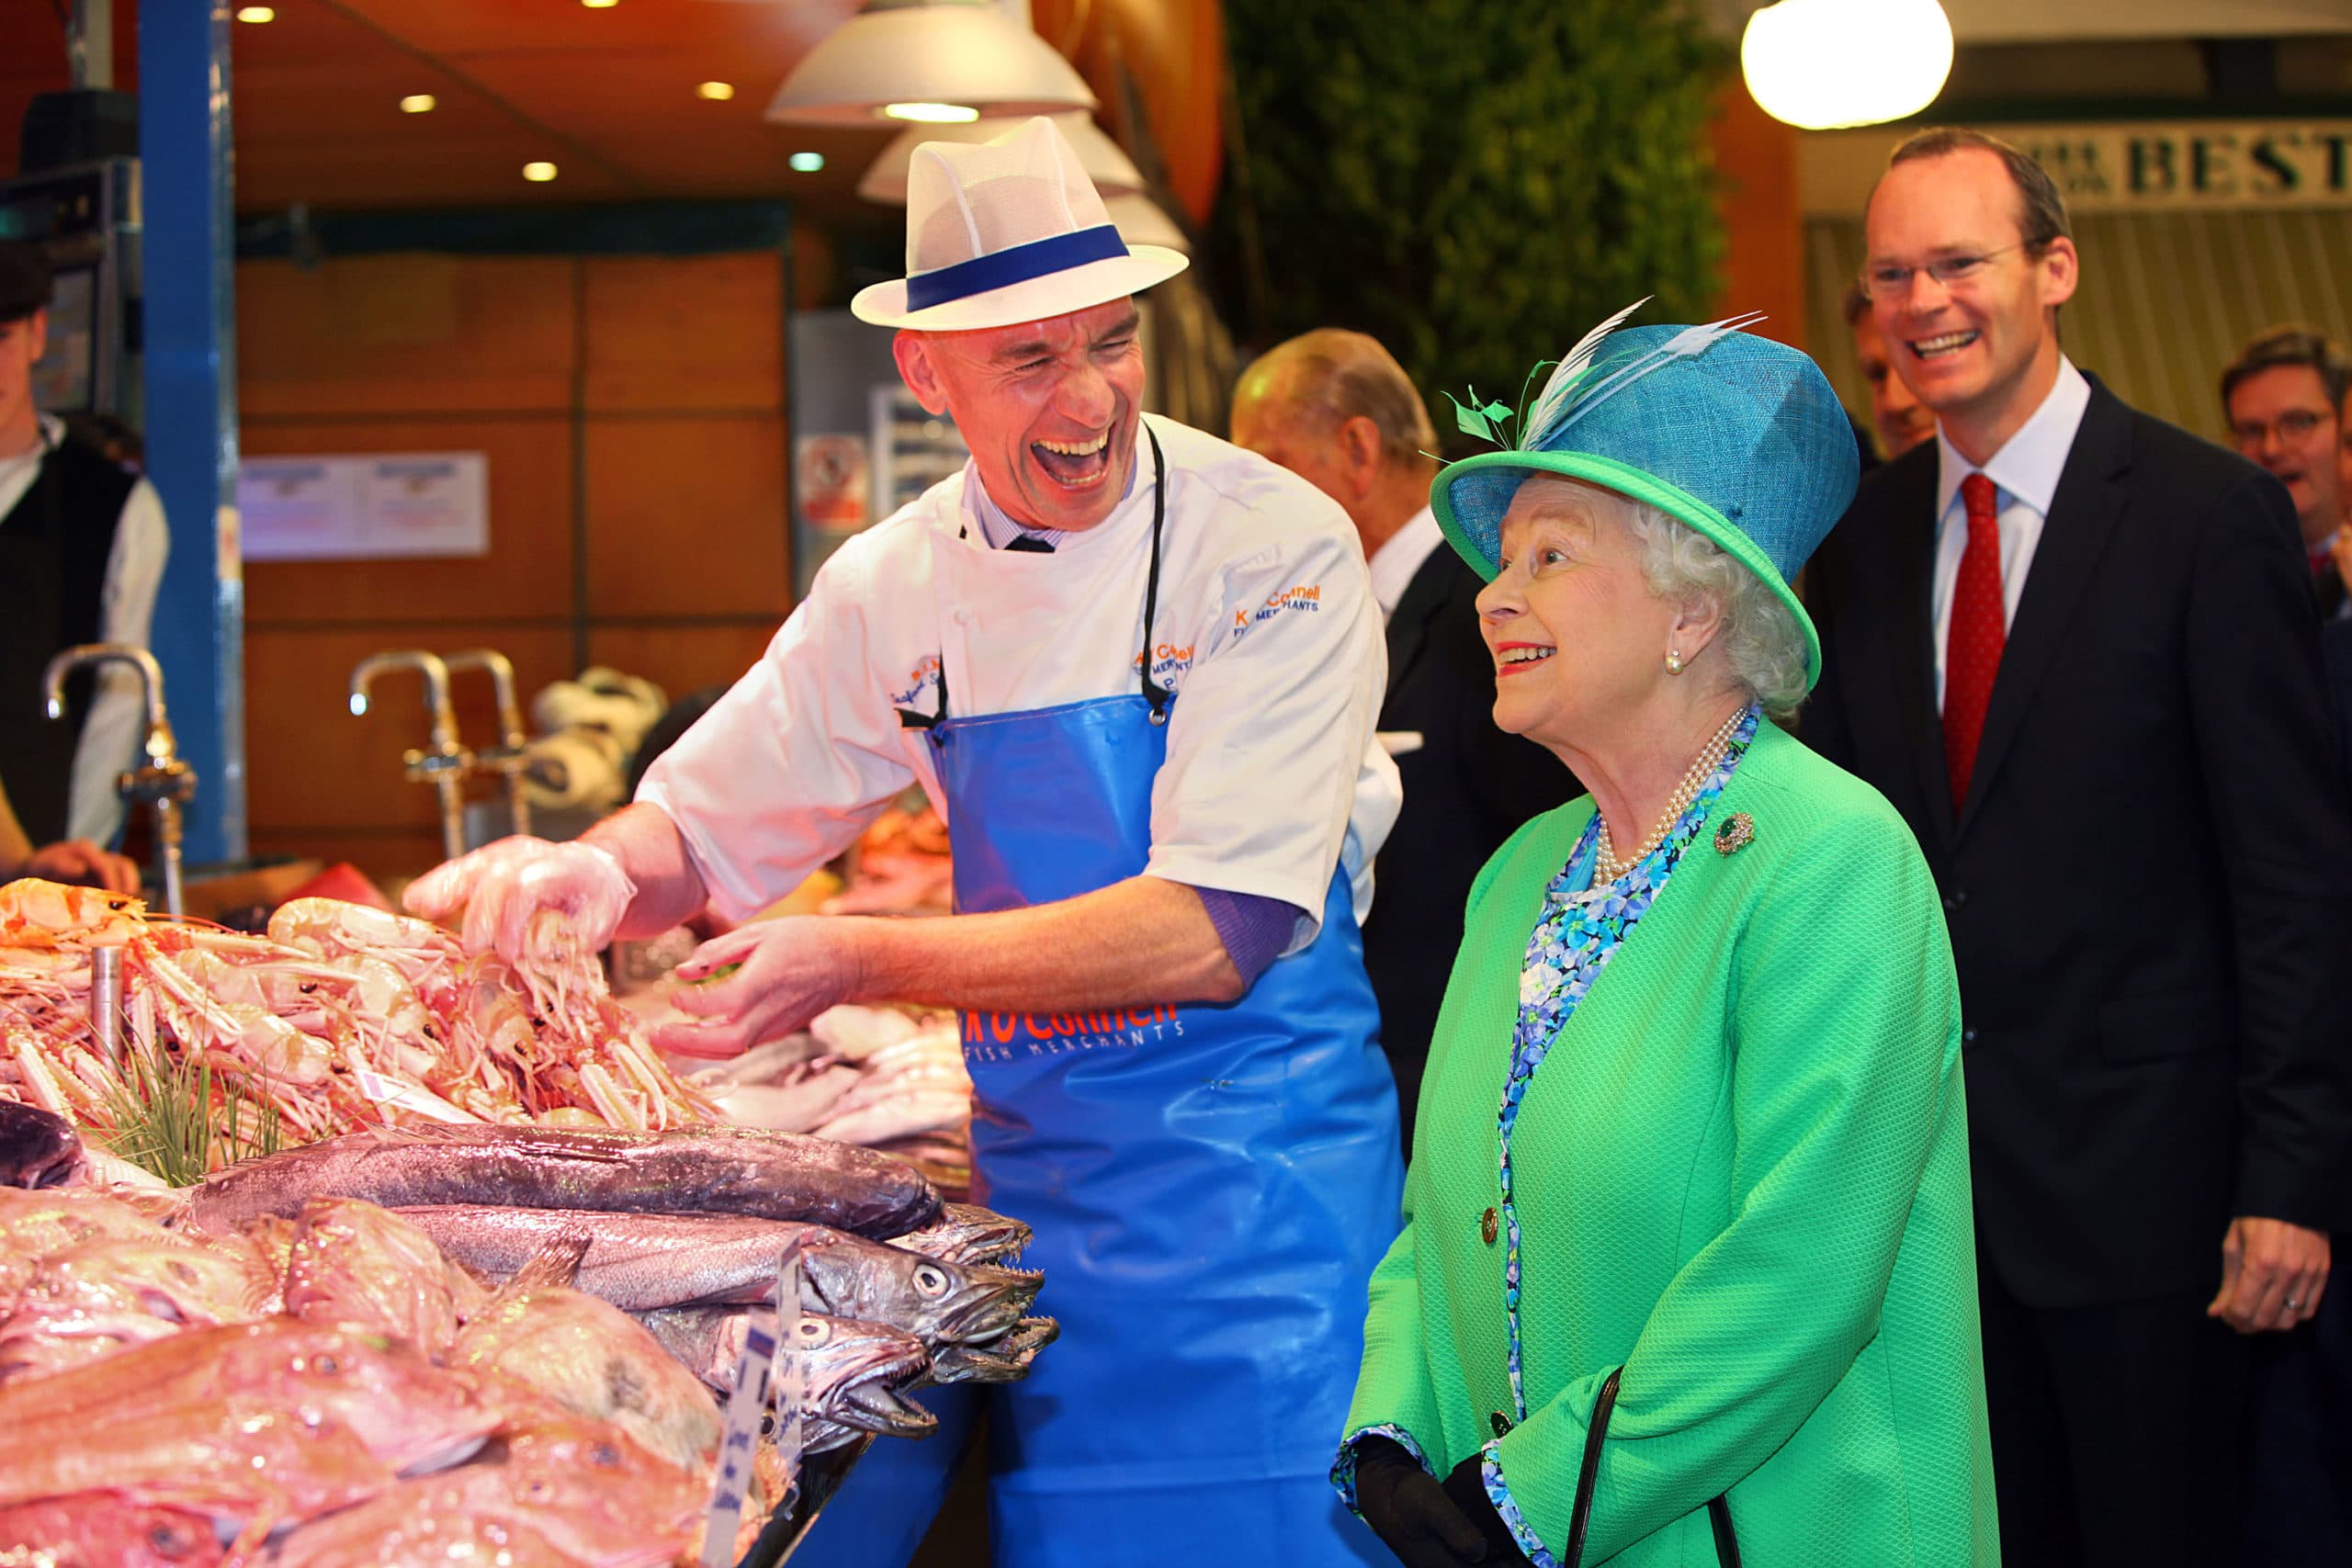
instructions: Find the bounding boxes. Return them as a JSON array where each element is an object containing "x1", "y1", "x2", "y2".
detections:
[{"x1": 1714, "y1": 813, "x2": 1755, "y2": 856}]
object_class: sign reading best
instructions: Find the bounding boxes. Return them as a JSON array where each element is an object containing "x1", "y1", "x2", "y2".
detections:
[{"x1": 1803, "y1": 121, "x2": 2352, "y2": 216}]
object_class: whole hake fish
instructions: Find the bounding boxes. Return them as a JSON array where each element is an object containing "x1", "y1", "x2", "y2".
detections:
[
  {"x1": 393, "y1": 1204, "x2": 1038, "y2": 1344},
  {"x1": 637, "y1": 1308, "x2": 935, "y2": 1454},
  {"x1": 182, "y1": 1122, "x2": 942, "y2": 1238}
]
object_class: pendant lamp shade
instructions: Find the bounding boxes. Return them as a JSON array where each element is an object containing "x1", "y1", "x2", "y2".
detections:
[
  {"x1": 766, "y1": 0, "x2": 1098, "y2": 128},
  {"x1": 1106, "y1": 193, "x2": 1190, "y2": 257},
  {"x1": 857, "y1": 111, "x2": 1143, "y2": 204},
  {"x1": 1742, "y1": 0, "x2": 1953, "y2": 130}
]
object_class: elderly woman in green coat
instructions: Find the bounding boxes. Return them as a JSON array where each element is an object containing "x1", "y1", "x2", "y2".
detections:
[{"x1": 1334, "y1": 314, "x2": 1998, "y2": 1567}]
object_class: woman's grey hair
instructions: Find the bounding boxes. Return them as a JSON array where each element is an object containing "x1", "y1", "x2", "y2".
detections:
[{"x1": 1615, "y1": 498, "x2": 1811, "y2": 721}]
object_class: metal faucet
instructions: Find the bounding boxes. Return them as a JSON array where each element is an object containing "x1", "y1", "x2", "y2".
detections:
[
  {"x1": 349, "y1": 649, "x2": 472, "y2": 863},
  {"x1": 444, "y1": 649, "x2": 532, "y2": 838},
  {"x1": 40, "y1": 642, "x2": 197, "y2": 919}
]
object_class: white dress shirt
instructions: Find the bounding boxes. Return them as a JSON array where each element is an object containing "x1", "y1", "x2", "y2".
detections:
[
  {"x1": 0, "y1": 414, "x2": 170, "y2": 844},
  {"x1": 640, "y1": 414, "x2": 1401, "y2": 954},
  {"x1": 1930, "y1": 358, "x2": 2091, "y2": 710},
  {"x1": 1367, "y1": 506, "x2": 1444, "y2": 625}
]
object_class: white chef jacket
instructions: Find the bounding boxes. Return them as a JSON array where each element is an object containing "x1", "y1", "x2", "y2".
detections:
[
  {"x1": 0, "y1": 414, "x2": 170, "y2": 845},
  {"x1": 638, "y1": 414, "x2": 1403, "y2": 955}
]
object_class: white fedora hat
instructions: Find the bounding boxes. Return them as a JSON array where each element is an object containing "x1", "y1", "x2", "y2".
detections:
[{"x1": 850, "y1": 116, "x2": 1188, "y2": 333}]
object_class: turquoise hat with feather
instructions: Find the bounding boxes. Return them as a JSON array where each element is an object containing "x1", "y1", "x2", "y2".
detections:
[{"x1": 1432, "y1": 300, "x2": 1859, "y2": 687}]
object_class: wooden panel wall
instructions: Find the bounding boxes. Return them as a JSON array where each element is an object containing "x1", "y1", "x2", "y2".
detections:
[
  {"x1": 1709, "y1": 77, "x2": 1808, "y2": 353},
  {"x1": 239, "y1": 251, "x2": 791, "y2": 883}
]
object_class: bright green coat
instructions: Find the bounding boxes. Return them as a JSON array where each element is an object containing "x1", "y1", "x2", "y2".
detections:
[{"x1": 1344, "y1": 721, "x2": 1998, "y2": 1564}]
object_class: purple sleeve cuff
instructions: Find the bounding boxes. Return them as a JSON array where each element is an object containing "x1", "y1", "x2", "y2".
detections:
[{"x1": 1189, "y1": 885, "x2": 1300, "y2": 987}]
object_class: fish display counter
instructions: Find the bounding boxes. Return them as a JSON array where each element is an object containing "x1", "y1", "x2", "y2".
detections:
[{"x1": 0, "y1": 874, "x2": 1046, "y2": 1566}]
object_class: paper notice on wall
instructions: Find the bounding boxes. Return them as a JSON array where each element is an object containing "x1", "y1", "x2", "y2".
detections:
[{"x1": 239, "y1": 451, "x2": 490, "y2": 561}]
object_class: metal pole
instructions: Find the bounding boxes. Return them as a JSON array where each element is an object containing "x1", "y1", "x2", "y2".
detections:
[
  {"x1": 140, "y1": 0, "x2": 247, "y2": 869},
  {"x1": 72, "y1": 0, "x2": 115, "y2": 91},
  {"x1": 89, "y1": 945, "x2": 123, "y2": 1066},
  {"x1": 153, "y1": 795, "x2": 187, "y2": 919}
]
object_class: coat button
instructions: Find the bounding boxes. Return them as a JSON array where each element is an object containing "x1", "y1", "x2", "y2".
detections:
[
  {"x1": 1962, "y1": 1027, "x2": 1979, "y2": 1045},
  {"x1": 1942, "y1": 889, "x2": 1968, "y2": 911},
  {"x1": 1480, "y1": 1207, "x2": 1498, "y2": 1246},
  {"x1": 1491, "y1": 1411, "x2": 1513, "y2": 1438}
]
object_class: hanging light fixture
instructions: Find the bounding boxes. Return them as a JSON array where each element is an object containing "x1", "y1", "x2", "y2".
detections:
[
  {"x1": 765, "y1": 0, "x2": 1095, "y2": 128},
  {"x1": 1742, "y1": 0, "x2": 1953, "y2": 130},
  {"x1": 857, "y1": 111, "x2": 1143, "y2": 204},
  {"x1": 1105, "y1": 193, "x2": 1191, "y2": 258}
]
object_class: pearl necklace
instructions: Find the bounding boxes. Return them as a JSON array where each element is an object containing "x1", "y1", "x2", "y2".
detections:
[{"x1": 1592, "y1": 707, "x2": 1747, "y2": 884}]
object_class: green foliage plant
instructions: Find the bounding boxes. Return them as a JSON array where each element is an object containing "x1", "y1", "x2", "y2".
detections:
[{"x1": 1217, "y1": 0, "x2": 1727, "y2": 453}]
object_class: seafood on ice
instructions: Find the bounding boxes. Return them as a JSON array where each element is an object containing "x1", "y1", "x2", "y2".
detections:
[
  {"x1": 0, "y1": 878, "x2": 718, "y2": 1181},
  {"x1": 689, "y1": 1004, "x2": 974, "y2": 1147},
  {"x1": 0, "y1": 1158, "x2": 1036, "y2": 1562}
]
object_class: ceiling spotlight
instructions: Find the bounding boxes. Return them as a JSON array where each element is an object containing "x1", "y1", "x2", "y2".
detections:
[
  {"x1": 400, "y1": 95, "x2": 437, "y2": 114},
  {"x1": 234, "y1": 6, "x2": 275, "y2": 21},
  {"x1": 789, "y1": 152, "x2": 826, "y2": 174},
  {"x1": 581, "y1": 0, "x2": 619, "y2": 8},
  {"x1": 883, "y1": 102, "x2": 980, "y2": 124},
  {"x1": 697, "y1": 82, "x2": 736, "y2": 101},
  {"x1": 523, "y1": 162, "x2": 559, "y2": 183}
]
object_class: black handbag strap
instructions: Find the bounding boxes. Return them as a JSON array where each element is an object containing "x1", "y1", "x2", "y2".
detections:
[{"x1": 1561, "y1": 1367, "x2": 1741, "y2": 1568}]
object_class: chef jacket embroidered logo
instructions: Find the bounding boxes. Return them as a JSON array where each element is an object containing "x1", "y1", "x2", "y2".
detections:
[
  {"x1": 1231, "y1": 582, "x2": 1323, "y2": 637},
  {"x1": 962, "y1": 1004, "x2": 1185, "y2": 1063},
  {"x1": 1133, "y1": 642, "x2": 1195, "y2": 685},
  {"x1": 890, "y1": 655, "x2": 943, "y2": 709}
]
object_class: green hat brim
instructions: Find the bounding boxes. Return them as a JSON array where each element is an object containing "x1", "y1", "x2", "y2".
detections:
[{"x1": 1430, "y1": 449, "x2": 1822, "y2": 690}]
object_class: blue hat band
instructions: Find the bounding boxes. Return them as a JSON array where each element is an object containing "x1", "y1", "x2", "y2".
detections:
[{"x1": 905, "y1": 224, "x2": 1128, "y2": 312}]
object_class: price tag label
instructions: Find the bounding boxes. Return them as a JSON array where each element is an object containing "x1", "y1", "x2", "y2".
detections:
[
  {"x1": 702, "y1": 1241, "x2": 808, "y2": 1565},
  {"x1": 702, "y1": 1304, "x2": 781, "y2": 1566}
]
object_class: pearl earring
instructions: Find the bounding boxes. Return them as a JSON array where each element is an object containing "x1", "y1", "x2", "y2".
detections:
[{"x1": 1665, "y1": 650, "x2": 1685, "y2": 675}]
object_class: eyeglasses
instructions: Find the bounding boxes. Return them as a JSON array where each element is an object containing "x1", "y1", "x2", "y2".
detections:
[
  {"x1": 1860, "y1": 243, "x2": 2030, "y2": 300},
  {"x1": 2231, "y1": 409, "x2": 2335, "y2": 447}
]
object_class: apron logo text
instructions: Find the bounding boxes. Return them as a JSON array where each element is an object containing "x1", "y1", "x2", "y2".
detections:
[{"x1": 961, "y1": 1004, "x2": 1186, "y2": 1062}]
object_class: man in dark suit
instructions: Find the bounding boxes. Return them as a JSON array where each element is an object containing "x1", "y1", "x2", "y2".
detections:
[
  {"x1": 2221, "y1": 326, "x2": 2348, "y2": 620},
  {"x1": 1232, "y1": 330, "x2": 1566, "y2": 1152},
  {"x1": 1804, "y1": 128, "x2": 2352, "y2": 1568}
]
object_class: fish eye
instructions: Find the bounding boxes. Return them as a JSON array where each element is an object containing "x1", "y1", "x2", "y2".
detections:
[
  {"x1": 314, "y1": 1354, "x2": 340, "y2": 1375},
  {"x1": 913, "y1": 1264, "x2": 948, "y2": 1298},
  {"x1": 797, "y1": 1318, "x2": 832, "y2": 1348},
  {"x1": 526, "y1": 1478, "x2": 554, "y2": 1500},
  {"x1": 592, "y1": 1442, "x2": 620, "y2": 1467}
]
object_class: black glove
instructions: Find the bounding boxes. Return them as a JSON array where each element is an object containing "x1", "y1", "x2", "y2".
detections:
[
  {"x1": 1352, "y1": 1435, "x2": 1490, "y2": 1567},
  {"x1": 1440, "y1": 1451, "x2": 1540, "y2": 1568}
]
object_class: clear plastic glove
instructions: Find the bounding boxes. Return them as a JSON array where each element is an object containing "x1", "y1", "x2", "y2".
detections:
[{"x1": 402, "y1": 835, "x2": 636, "y2": 966}]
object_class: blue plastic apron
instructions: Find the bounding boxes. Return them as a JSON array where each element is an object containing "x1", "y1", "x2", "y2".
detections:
[{"x1": 796, "y1": 432, "x2": 1400, "y2": 1566}]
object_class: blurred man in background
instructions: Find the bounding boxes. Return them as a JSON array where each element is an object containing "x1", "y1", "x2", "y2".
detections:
[
  {"x1": 0, "y1": 239, "x2": 166, "y2": 874},
  {"x1": 2223, "y1": 326, "x2": 2348, "y2": 618},
  {"x1": 1846, "y1": 276, "x2": 1937, "y2": 459},
  {"x1": 1231, "y1": 330, "x2": 1563, "y2": 1151}
]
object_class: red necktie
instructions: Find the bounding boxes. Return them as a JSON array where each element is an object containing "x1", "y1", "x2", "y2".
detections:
[{"x1": 1943, "y1": 472, "x2": 2004, "y2": 809}]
